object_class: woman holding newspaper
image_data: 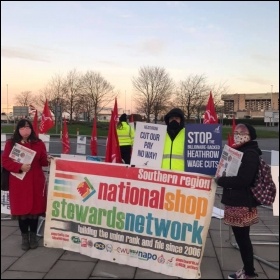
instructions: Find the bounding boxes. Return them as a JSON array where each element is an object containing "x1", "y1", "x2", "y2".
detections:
[
  {"x1": 2, "y1": 119, "x2": 51, "y2": 251},
  {"x1": 215, "y1": 123, "x2": 260, "y2": 279}
]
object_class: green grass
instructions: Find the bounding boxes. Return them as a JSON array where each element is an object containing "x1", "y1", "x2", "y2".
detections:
[{"x1": 1, "y1": 122, "x2": 278, "y2": 139}]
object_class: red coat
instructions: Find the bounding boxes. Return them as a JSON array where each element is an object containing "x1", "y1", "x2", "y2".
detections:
[{"x1": 2, "y1": 140, "x2": 49, "y2": 215}]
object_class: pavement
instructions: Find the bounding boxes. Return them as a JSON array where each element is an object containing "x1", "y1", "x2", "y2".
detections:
[
  {"x1": 1, "y1": 192, "x2": 279, "y2": 279},
  {"x1": 1, "y1": 136, "x2": 279, "y2": 279}
]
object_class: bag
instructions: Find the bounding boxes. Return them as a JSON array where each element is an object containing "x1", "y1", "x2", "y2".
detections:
[
  {"x1": 251, "y1": 157, "x2": 276, "y2": 206},
  {"x1": 1, "y1": 167, "x2": 10, "y2": 191}
]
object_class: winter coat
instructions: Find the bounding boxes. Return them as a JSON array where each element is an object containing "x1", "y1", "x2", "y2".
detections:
[
  {"x1": 216, "y1": 141, "x2": 261, "y2": 207},
  {"x1": 117, "y1": 122, "x2": 134, "y2": 146},
  {"x1": 2, "y1": 139, "x2": 49, "y2": 215}
]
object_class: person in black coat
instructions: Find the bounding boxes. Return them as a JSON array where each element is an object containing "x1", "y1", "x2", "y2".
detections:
[{"x1": 215, "y1": 123, "x2": 260, "y2": 279}]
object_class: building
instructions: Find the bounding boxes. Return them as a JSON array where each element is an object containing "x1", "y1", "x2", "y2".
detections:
[{"x1": 221, "y1": 92, "x2": 279, "y2": 118}]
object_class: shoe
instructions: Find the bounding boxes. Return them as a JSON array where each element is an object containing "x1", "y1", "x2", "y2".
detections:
[
  {"x1": 228, "y1": 268, "x2": 258, "y2": 279},
  {"x1": 29, "y1": 232, "x2": 38, "y2": 249},
  {"x1": 21, "y1": 233, "x2": 30, "y2": 250}
]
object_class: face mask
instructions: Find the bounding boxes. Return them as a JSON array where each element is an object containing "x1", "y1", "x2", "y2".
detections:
[
  {"x1": 168, "y1": 120, "x2": 180, "y2": 130},
  {"x1": 234, "y1": 134, "x2": 250, "y2": 146},
  {"x1": 19, "y1": 129, "x2": 31, "y2": 139}
]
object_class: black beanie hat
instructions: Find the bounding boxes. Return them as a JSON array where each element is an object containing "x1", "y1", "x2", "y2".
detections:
[
  {"x1": 164, "y1": 108, "x2": 185, "y2": 125},
  {"x1": 243, "y1": 123, "x2": 257, "y2": 140},
  {"x1": 119, "y1": 113, "x2": 127, "y2": 122}
]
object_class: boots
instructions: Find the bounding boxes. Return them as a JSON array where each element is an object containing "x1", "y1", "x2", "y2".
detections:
[
  {"x1": 21, "y1": 233, "x2": 30, "y2": 250},
  {"x1": 29, "y1": 232, "x2": 38, "y2": 249}
]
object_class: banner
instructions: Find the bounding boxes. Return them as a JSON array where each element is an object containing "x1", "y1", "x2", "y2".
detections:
[
  {"x1": 130, "y1": 122, "x2": 166, "y2": 168},
  {"x1": 77, "y1": 136, "x2": 86, "y2": 154},
  {"x1": 44, "y1": 159, "x2": 216, "y2": 279},
  {"x1": 185, "y1": 124, "x2": 222, "y2": 176}
]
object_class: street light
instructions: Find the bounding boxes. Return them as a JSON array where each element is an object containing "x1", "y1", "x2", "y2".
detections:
[{"x1": 6, "y1": 84, "x2": 8, "y2": 114}]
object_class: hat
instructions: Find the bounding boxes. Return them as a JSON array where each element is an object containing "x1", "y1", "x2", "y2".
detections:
[
  {"x1": 119, "y1": 113, "x2": 127, "y2": 122},
  {"x1": 243, "y1": 123, "x2": 257, "y2": 140},
  {"x1": 164, "y1": 108, "x2": 185, "y2": 125}
]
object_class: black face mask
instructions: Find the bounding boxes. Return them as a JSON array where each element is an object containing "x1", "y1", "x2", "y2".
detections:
[{"x1": 168, "y1": 120, "x2": 180, "y2": 130}]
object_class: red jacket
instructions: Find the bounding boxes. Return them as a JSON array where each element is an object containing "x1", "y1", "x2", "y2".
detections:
[{"x1": 2, "y1": 140, "x2": 49, "y2": 215}]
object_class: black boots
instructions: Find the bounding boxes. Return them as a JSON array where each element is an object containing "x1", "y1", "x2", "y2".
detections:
[
  {"x1": 21, "y1": 233, "x2": 30, "y2": 250},
  {"x1": 21, "y1": 232, "x2": 38, "y2": 250},
  {"x1": 29, "y1": 232, "x2": 38, "y2": 249}
]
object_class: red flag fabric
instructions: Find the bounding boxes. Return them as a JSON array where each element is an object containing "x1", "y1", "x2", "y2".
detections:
[
  {"x1": 105, "y1": 107, "x2": 122, "y2": 163},
  {"x1": 227, "y1": 116, "x2": 236, "y2": 147},
  {"x1": 32, "y1": 110, "x2": 39, "y2": 136},
  {"x1": 232, "y1": 115, "x2": 236, "y2": 134},
  {"x1": 129, "y1": 114, "x2": 134, "y2": 123},
  {"x1": 203, "y1": 91, "x2": 218, "y2": 124},
  {"x1": 113, "y1": 98, "x2": 118, "y2": 125},
  {"x1": 227, "y1": 133, "x2": 234, "y2": 147},
  {"x1": 39, "y1": 100, "x2": 54, "y2": 133},
  {"x1": 90, "y1": 117, "x2": 98, "y2": 156},
  {"x1": 62, "y1": 118, "x2": 70, "y2": 154}
]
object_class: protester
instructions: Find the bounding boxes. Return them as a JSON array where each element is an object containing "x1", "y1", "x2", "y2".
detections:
[
  {"x1": 2, "y1": 119, "x2": 52, "y2": 250},
  {"x1": 116, "y1": 113, "x2": 135, "y2": 164},
  {"x1": 161, "y1": 108, "x2": 185, "y2": 171},
  {"x1": 215, "y1": 123, "x2": 260, "y2": 279}
]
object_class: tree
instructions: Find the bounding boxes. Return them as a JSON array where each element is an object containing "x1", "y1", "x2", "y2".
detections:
[
  {"x1": 173, "y1": 74, "x2": 209, "y2": 122},
  {"x1": 63, "y1": 69, "x2": 83, "y2": 123},
  {"x1": 132, "y1": 66, "x2": 174, "y2": 123},
  {"x1": 14, "y1": 91, "x2": 36, "y2": 107},
  {"x1": 38, "y1": 74, "x2": 66, "y2": 123},
  {"x1": 81, "y1": 71, "x2": 117, "y2": 118}
]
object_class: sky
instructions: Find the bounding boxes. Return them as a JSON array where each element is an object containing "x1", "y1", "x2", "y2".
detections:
[{"x1": 1, "y1": 1, "x2": 279, "y2": 113}]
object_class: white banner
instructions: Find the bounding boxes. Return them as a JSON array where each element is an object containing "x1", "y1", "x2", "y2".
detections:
[
  {"x1": 1, "y1": 134, "x2": 7, "y2": 151},
  {"x1": 44, "y1": 159, "x2": 216, "y2": 279},
  {"x1": 76, "y1": 136, "x2": 86, "y2": 154},
  {"x1": 271, "y1": 150, "x2": 279, "y2": 216},
  {"x1": 39, "y1": 133, "x2": 50, "y2": 152},
  {"x1": 131, "y1": 122, "x2": 166, "y2": 168}
]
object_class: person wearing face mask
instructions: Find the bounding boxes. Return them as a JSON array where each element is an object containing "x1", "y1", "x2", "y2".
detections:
[
  {"x1": 215, "y1": 123, "x2": 260, "y2": 279},
  {"x1": 2, "y1": 119, "x2": 52, "y2": 251},
  {"x1": 161, "y1": 108, "x2": 185, "y2": 171}
]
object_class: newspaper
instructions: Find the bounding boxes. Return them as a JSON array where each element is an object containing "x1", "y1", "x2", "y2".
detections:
[
  {"x1": 9, "y1": 143, "x2": 37, "y2": 180},
  {"x1": 215, "y1": 144, "x2": 243, "y2": 177}
]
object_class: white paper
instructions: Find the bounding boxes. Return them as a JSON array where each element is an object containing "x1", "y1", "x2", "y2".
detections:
[
  {"x1": 130, "y1": 122, "x2": 167, "y2": 168},
  {"x1": 9, "y1": 143, "x2": 37, "y2": 180},
  {"x1": 1, "y1": 134, "x2": 7, "y2": 151},
  {"x1": 215, "y1": 144, "x2": 243, "y2": 178}
]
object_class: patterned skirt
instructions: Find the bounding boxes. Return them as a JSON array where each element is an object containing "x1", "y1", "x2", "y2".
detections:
[{"x1": 224, "y1": 206, "x2": 259, "y2": 227}]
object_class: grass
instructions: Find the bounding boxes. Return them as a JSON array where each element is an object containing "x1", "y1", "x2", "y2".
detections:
[{"x1": 1, "y1": 122, "x2": 279, "y2": 139}]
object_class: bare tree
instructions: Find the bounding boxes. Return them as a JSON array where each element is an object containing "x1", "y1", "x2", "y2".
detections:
[
  {"x1": 63, "y1": 69, "x2": 83, "y2": 123},
  {"x1": 38, "y1": 74, "x2": 66, "y2": 121},
  {"x1": 132, "y1": 66, "x2": 174, "y2": 123},
  {"x1": 81, "y1": 71, "x2": 116, "y2": 118},
  {"x1": 14, "y1": 91, "x2": 37, "y2": 107},
  {"x1": 173, "y1": 74, "x2": 210, "y2": 122}
]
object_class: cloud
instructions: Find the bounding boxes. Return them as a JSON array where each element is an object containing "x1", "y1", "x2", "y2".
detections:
[
  {"x1": 1, "y1": 47, "x2": 49, "y2": 62},
  {"x1": 139, "y1": 39, "x2": 165, "y2": 56}
]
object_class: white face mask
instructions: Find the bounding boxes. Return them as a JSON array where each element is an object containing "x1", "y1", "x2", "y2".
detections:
[{"x1": 234, "y1": 134, "x2": 250, "y2": 146}]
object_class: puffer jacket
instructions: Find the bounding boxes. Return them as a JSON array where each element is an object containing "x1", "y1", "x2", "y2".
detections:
[{"x1": 217, "y1": 141, "x2": 261, "y2": 207}]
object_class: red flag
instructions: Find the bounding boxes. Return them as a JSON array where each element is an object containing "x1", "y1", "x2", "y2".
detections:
[
  {"x1": 62, "y1": 118, "x2": 70, "y2": 154},
  {"x1": 90, "y1": 116, "x2": 98, "y2": 156},
  {"x1": 32, "y1": 110, "x2": 39, "y2": 136},
  {"x1": 203, "y1": 91, "x2": 218, "y2": 124},
  {"x1": 227, "y1": 133, "x2": 234, "y2": 147},
  {"x1": 227, "y1": 116, "x2": 236, "y2": 147},
  {"x1": 232, "y1": 115, "x2": 236, "y2": 134},
  {"x1": 105, "y1": 102, "x2": 122, "y2": 163},
  {"x1": 129, "y1": 114, "x2": 134, "y2": 123},
  {"x1": 39, "y1": 100, "x2": 54, "y2": 133},
  {"x1": 113, "y1": 98, "x2": 119, "y2": 125}
]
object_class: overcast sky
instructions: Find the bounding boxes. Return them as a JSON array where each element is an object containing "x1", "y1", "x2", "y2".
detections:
[{"x1": 1, "y1": 1, "x2": 279, "y2": 112}]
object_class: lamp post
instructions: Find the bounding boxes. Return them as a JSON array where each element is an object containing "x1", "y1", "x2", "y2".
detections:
[{"x1": 6, "y1": 84, "x2": 8, "y2": 114}]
